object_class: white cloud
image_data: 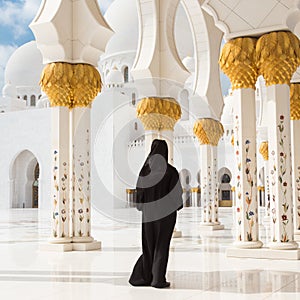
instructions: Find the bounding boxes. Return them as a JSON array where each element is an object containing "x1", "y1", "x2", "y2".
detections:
[
  {"x1": 0, "y1": 44, "x2": 17, "y2": 90},
  {"x1": 0, "y1": 0, "x2": 114, "y2": 90},
  {"x1": 0, "y1": 0, "x2": 41, "y2": 39}
]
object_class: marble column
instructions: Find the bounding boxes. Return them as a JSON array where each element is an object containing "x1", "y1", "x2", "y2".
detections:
[
  {"x1": 49, "y1": 107, "x2": 72, "y2": 244},
  {"x1": 290, "y1": 83, "x2": 300, "y2": 240},
  {"x1": 40, "y1": 62, "x2": 102, "y2": 251},
  {"x1": 193, "y1": 118, "x2": 224, "y2": 230},
  {"x1": 220, "y1": 37, "x2": 262, "y2": 248},
  {"x1": 191, "y1": 187, "x2": 200, "y2": 207},
  {"x1": 71, "y1": 107, "x2": 96, "y2": 246},
  {"x1": 256, "y1": 31, "x2": 299, "y2": 249}
]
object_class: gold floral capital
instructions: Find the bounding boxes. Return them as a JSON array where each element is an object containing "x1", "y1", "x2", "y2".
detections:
[
  {"x1": 193, "y1": 119, "x2": 224, "y2": 146},
  {"x1": 256, "y1": 31, "x2": 300, "y2": 86},
  {"x1": 40, "y1": 62, "x2": 101, "y2": 109},
  {"x1": 259, "y1": 141, "x2": 269, "y2": 161},
  {"x1": 219, "y1": 37, "x2": 258, "y2": 90},
  {"x1": 137, "y1": 97, "x2": 181, "y2": 131},
  {"x1": 290, "y1": 83, "x2": 300, "y2": 120}
]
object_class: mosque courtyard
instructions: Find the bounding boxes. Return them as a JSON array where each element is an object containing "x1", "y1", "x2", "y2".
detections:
[{"x1": 0, "y1": 207, "x2": 299, "y2": 300}]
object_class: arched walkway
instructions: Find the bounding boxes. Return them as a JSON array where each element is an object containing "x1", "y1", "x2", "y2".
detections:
[
  {"x1": 9, "y1": 150, "x2": 40, "y2": 208},
  {"x1": 218, "y1": 167, "x2": 232, "y2": 207}
]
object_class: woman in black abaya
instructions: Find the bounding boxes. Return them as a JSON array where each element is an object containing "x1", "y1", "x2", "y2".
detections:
[{"x1": 129, "y1": 139, "x2": 183, "y2": 288}]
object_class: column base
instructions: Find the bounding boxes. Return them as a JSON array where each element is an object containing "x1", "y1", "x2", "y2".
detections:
[
  {"x1": 199, "y1": 223, "x2": 224, "y2": 231},
  {"x1": 72, "y1": 240, "x2": 101, "y2": 251},
  {"x1": 39, "y1": 240, "x2": 101, "y2": 252},
  {"x1": 49, "y1": 237, "x2": 73, "y2": 244},
  {"x1": 172, "y1": 230, "x2": 182, "y2": 238},
  {"x1": 226, "y1": 247, "x2": 300, "y2": 260},
  {"x1": 72, "y1": 236, "x2": 94, "y2": 243},
  {"x1": 39, "y1": 243, "x2": 73, "y2": 252},
  {"x1": 268, "y1": 241, "x2": 298, "y2": 250},
  {"x1": 294, "y1": 230, "x2": 300, "y2": 242},
  {"x1": 40, "y1": 236, "x2": 101, "y2": 252},
  {"x1": 233, "y1": 240, "x2": 263, "y2": 249}
]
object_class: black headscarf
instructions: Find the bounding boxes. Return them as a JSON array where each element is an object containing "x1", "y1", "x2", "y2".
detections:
[
  {"x1": 136, "y1": 139, "x2": 183, "y2": 221},
  {"x1": 138, "y1": 139, "x2": 168, "y2": 177}
]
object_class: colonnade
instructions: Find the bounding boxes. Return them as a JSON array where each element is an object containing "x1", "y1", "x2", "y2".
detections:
[
  {"x1": 137, "y1": 97, "x2": 225, "y2": 230},
  {"x1": 220, "y1": 31, "x2": 300, "y2": 253}
]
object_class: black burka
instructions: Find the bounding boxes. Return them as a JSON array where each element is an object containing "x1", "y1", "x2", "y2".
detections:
[{"x1": 129, "y1": 139, "x2": 183, "y2": 288}]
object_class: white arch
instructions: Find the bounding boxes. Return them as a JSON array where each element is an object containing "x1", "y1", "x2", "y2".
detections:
[
  {"x1": 131, "y1": 0, "x2": 189, "y2": 89},
  {"x1": 181, "y1": 0, "x2": 224, "y2": 119},
  {"x1": 9, "y1": 150, "x2": 40, "y2": 208}
]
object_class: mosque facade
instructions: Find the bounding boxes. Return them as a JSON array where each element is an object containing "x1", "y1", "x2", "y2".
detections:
[
  {"x1": 0, "y1": 0, "x2": 300, "y2": 257},
  {"x1": 0, "y1": 0, "x2": 239, "y2": 211}
]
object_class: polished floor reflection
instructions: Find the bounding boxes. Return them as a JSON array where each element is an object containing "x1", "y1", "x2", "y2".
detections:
[{"x1": 0, "y1": 207, "x2": 299, "y2": 299}]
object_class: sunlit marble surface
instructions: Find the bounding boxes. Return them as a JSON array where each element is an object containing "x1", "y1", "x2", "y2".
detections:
[{"x1": 0, "y1": 207, "x2": 299, "y2": 299}]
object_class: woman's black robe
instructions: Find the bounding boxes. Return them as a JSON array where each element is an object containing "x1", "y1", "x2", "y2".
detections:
[{"x1": 129, "y1": 139, "x2": 183, "y2": 287}]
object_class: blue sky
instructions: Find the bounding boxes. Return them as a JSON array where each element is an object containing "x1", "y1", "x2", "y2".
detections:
[
  {"x1": 0, "y1": 0, "x2": 114, "y2": 91},
  {"x1": 0, "y1": 0, "x2": 230, "y2": 95}
]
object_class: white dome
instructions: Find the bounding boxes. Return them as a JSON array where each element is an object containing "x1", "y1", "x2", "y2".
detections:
[
  {"x1": 106, "y1": 68, "x2": 124, "y2": 85},
  {"x1": 105, "y1": 32, "x2": 138, "y2": 55},
  {"x1": 2, "y1": 82, "x2": 17, "y2": 98},
  {"x1": 103, "y1": 0, "x2": 193, "y2": 59},
  {"x1": 4, "y1": 41, "x2": 44, "y2": 87},
  {"x1": 104, "y1": 0, "x2": 138, "y2": 55}
]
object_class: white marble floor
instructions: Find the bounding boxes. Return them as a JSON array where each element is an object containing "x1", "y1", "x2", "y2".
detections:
[{"x1": 0, "y1": 207, "x2": 299, "y2": 300}]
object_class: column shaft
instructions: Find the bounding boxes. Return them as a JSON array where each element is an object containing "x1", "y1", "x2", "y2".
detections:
[
  {"x1": 200, "y1": 145, "x2": 212, "y2": 224},
  {"x1": 200, "y1": 145, "x2": 219, "y2": 225},
  {"x1": 291, "y1": 120, "x2": 300, "y2": 237},
  {"x1": 50, "y1": 107, "x2": 71, "y2": 243},
  {"x1": 264, "y1": 161, "x2": 270, "y2": 219},
  {"x1": 211, "y1": 146, "x2": 219, "y2": 224},
  {"x1": 267, "y1": 85, "x2": 297, "y2": 249},
  {"x1": 72, "y1": 107, "x2": 93, "y2": 243},
  {"x1": 233, "y1": 89, "x2": 262, "y2": 248}
]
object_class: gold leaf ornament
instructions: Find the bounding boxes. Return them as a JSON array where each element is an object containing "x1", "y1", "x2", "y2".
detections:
[
  {"x1": 219, "y1": 37, "x2": 258, "y2": 90},
  {"x1": 137, "y1": 97, "x2": 182, "y2": 131},
  {"x1": 40, "y1": 62, "x2": 102, "y2": 109},
  {"x1": 290, "y1": 83, "x2": 300, "y2": 120},
  {"x1": 256, "y1": 31, "x2": 300, "y2": 86},
  {"x1": 193, "y1": 119, "x2": 224, "y2": 146}
]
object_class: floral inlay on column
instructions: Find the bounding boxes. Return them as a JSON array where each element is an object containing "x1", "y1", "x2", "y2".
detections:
[
  {"x1": 208, "y1": 167, "x2": 212, "y2": 223},
  {"x1": 213, "y1": 155, "x2": 219, "y2": 223},
  {"x1": 296, "y1": 167, "x2": 300, "y2": 231},
  {"x1": 73, "y1": 122, "x2": 92, "y2": 242},
  {"x1": 270, "y1": 149, "x2": 277, "y2": 242},
  {"x1": 244, "y1": 139, "x2": 256, "y2": 242},
  {"x1": 52, "y1": 150, "x2": 59, "y2": 238},
  {"x1": 52, "y1": 150, "x2": 69, "y2": 239},
  {"x1": 277, "y1": 115, "x2": 290, "y2": 243},
  {"x1": 202, "y1": 174, "x2": 208, "y2": 223},
  {"x1": 234, "y1": 115, "x2": 242, "y2": 241}
]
